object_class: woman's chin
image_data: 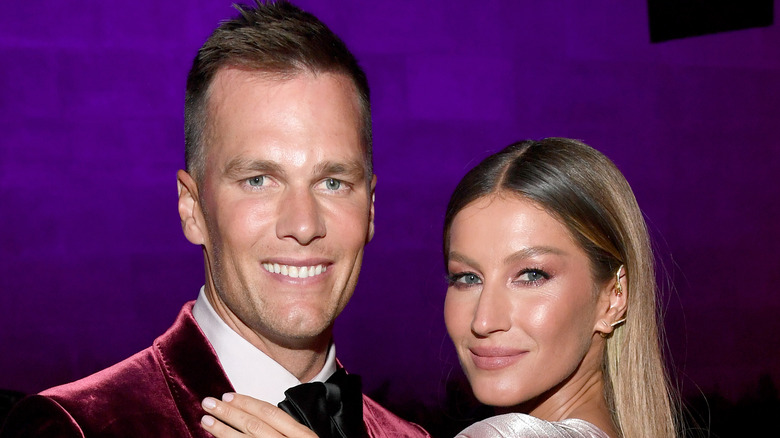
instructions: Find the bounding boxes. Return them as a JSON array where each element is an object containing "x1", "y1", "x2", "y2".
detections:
[{"x1": 471, "y1": 385, "x2": 529, "y2": 408}]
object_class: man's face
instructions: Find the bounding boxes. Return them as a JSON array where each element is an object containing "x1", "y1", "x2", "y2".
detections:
[{"x1": 179, "y1": 68, "x2": 375, "y2": 351}]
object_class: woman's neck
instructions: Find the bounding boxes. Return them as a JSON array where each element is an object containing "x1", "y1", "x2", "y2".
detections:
[{"x1": 501, "y1": 341, "x2": 618, "y2": 437}]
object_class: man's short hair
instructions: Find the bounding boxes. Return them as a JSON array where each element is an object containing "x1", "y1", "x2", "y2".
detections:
[{"x1": 184, "y1": 0, "x2": 372, "y2": 181}]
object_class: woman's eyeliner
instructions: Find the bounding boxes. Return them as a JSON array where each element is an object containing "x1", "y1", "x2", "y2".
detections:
[
  {"x1": 446, "y1": 272, "x2": 481, "y2": 287},
  {"x1": 515, "y1": 268, "x2": 550, "y2": 285}
]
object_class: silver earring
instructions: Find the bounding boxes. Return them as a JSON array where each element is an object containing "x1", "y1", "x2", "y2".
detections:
[{"x1": 610, "y1": 318, "x2": 626, "y2": 328}]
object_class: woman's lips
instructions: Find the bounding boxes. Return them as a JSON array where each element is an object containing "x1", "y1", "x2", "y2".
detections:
[{"x1": 468, "y1": 347, "x2": 528, "y2": 370}]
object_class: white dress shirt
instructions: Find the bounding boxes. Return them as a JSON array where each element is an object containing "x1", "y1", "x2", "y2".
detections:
[{"x1": 192, "y1": 287, "x2": 337, "y2": 405}]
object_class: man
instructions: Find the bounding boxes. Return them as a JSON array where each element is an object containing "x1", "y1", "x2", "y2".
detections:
[{"x1": 0, "y1": 1, "x2": 429, "y2": 437}]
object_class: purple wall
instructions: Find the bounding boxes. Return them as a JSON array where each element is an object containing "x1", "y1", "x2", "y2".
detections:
[{"x1": 2, "y1": 0, "x2": 779, "y2": 409}]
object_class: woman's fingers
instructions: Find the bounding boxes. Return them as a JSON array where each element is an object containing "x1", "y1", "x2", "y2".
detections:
[
  {"x1": 201, "y1": 395, "x2": 283, "y2": 437},
  {"x1": 201, "y1": 393, "x2": 316, "y2": 438},
  {"x1": 201, "y1": 412, "x2": 278, "y2": 438},
  {"x1": 225, "y1": 393, "x2": 316, "y2": 436}
]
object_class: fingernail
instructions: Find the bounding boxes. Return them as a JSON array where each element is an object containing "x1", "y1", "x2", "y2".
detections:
[
  {"x1": 202, "y1": 415, "x2": 215, "y2": 427},
  {"x1": 202, "y1": 397, "x2": 217, "y2": 409},
  {"x1": 222, "y1": 392, "x2": 234, "y2": 402}
]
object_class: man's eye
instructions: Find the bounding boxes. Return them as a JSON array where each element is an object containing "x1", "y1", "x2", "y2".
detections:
[
  {"x1": 247, "y1": 176, "x2": 266, "y2": 187},
  {"x1": 324, "y1": 178, "x2": 342, "y2": 190}
]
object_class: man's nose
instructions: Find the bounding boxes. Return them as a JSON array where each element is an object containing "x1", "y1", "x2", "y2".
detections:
[
  {"x1": 275, "y1": 188, "x2": 326, "y2": 245},
  {"x1": 470, "y1": 283, "x2": 511, "y2": 337}
]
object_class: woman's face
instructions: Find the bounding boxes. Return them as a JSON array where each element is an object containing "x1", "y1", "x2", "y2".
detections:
[{"x1": 444, "y1": 195, "x2": 608, "y2": 408}]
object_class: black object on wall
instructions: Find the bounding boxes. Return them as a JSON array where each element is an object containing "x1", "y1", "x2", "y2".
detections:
[{"x1": 648, "y1": 0, "x2": 774, "y2": 42}]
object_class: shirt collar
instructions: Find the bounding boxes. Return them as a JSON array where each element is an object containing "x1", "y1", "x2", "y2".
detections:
[{"x1": 192, "y1": 287, "x2": 337, "y2": 405}]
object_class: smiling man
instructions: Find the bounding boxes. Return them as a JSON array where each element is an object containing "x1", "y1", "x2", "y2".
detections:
[
  {"x1": 0, "y1": 2, "x2": 429, "y2": 437},
  {"x1": 181, "y1": 69, "x2": 374, "y2": 387}
]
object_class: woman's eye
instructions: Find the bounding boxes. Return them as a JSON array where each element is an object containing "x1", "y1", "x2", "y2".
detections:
[
  {"x1": 324, "y1": 178, "x2": 342, "y2": 190},
  {"x1": 449, "y1": 273, "x2": 482, "y2": 285},
  {"x1": 518, "y1": 269, "x2": 549, "y2": 283},
  {"x1": 460, "y1": 274, "x2": 480, "y2": 284},
  {"x1": 247, "y1": 176, "x2": 266, "y2": 187}
]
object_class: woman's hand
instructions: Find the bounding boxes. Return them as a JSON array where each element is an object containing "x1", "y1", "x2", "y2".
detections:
[{"x1": 201, "y1": 393, "x2": 317, "y2": 438}]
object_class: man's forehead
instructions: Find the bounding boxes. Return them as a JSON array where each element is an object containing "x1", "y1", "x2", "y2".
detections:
[
  {"x1": 208, "y1": 66, "x2": 358, "y2": 105},
  {"x1": 203, "y1": 67, "x2": 361, "y2": 135},
  {"x1": 199, "y1": 67, "x2": 368, "y2": 178}
]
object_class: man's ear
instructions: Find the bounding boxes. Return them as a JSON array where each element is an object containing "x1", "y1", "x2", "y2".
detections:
[
  {"x1": 367, "y1": 174, "x2": 377, "y2": 243},
  {"x1": 594, "y1": 266, "x2": 629, "y2": 336},
  {"x1": 177, "y1": 169, "x2": 207, "y2": 246}
]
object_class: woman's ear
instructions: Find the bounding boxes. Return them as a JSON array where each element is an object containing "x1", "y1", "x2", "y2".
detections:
[
  {"x1": 594, "y1": 265, "x2": 629, "y2": 336},
  {"x1": 177, "y1": 169, "x2": 207, "y2": 246}
]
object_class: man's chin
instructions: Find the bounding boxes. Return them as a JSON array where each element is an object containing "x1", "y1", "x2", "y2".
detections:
[{"x1": 261, "y1": 314, "x2": 336, "y2": 346}]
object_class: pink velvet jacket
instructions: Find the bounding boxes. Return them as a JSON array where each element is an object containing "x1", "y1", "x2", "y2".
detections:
[{"x1": 0, "y1": 302, "x2": 430, "y2": 437}]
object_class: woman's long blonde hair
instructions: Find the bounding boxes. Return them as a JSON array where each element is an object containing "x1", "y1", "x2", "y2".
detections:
[{"x1": 443, "y1": 138, "x2": 679, "y2": 438}]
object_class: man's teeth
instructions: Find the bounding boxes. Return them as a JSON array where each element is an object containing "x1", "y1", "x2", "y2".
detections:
[{"x1": 262, "y1": 263, "x2": 326, "y2": 279}]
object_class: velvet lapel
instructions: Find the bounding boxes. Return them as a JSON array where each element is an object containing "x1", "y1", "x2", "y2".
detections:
[{"x1": 153, "y1": 302, "x2": 234, "y2": 438}]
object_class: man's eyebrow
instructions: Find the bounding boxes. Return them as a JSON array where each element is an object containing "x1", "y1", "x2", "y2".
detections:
[
  {"x1": 222, "y1": 158, "x2": 284, "y2": 179},
  {"x1": 313, "y1": 160, "x2": 366, "y2": 181}
]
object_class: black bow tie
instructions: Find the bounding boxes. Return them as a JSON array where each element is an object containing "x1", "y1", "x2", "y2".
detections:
[{"x1": 278, "y1": 368, "x2": 369, "y2": 438}]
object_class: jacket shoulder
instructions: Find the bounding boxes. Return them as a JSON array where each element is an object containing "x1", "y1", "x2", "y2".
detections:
[
  {"x1": 41, "y1": 346, "x2": 166, "y2": 411},
  {"x1": 5, "y1": 347, "x2": 179, "y2": 436}
]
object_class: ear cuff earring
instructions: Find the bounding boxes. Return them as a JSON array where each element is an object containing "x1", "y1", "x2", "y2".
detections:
[
  {"x1": 614, "y1": 265, "x2": 624, "y2": 296},
  {"x1": 610, "y1": 318, "x2": 626, "y2": 328},
  {"x1": 600, "y1": 318, "x2": 627, "y2": 338},
  {"x1": 601, "y1": 265, "x2": 627, "y2": 336}
]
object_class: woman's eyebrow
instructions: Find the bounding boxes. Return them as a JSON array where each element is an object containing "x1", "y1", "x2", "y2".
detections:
[
  {"x1": 447, "y1": 251, "x2": 482, "y2": 271},
  {"x1": 503, "y1": 246, "x2": 566, "y2": 265}
]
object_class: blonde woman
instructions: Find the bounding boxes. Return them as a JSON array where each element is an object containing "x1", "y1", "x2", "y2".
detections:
[{"x1": 442, "y1": 138, "x2": 678, "y2": 437}]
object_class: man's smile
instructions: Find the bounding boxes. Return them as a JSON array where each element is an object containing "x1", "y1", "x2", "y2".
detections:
[{"x1": 262, "y1": 262, "x2": 329, "y2": 279}]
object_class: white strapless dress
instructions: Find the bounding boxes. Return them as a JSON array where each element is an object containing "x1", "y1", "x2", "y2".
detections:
[{"x1": 455, "y1": 413, "x2": 610, "y2": 438}]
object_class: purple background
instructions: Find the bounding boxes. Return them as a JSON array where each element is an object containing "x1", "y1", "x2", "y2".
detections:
[{"x1": 1, "y1": 0, "x2": 778, "y2": 413}]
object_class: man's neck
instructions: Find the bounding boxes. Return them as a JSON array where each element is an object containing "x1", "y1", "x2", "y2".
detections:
[
  {"x1": 203, "y1": 287, "x2": 332, "y2": 381},
  {"x1": 192, "y1": 289, "x2": 338, "y2": 404},
  {"x1": 261, "y1": 342, "x2": 330, "y2": 382}
]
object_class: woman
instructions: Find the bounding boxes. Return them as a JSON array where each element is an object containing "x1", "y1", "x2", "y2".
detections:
[
  {"x1": 442, "y1": 138, "x2": 677, "y2": 437},
  {"x1": 199, "y1": 138, "x2": 679, "y2": 438}
]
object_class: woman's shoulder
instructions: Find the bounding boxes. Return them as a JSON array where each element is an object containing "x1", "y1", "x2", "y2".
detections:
[{"x1": 454, "y1": 413, "x2": 611, "y2": 438}]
